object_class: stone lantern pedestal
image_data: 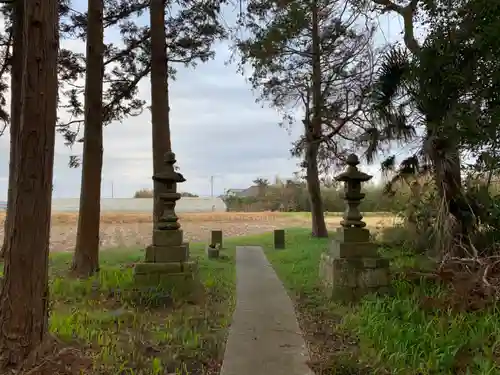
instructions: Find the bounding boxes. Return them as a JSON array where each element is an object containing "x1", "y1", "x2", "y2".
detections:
[
  {"x1": 319, "y1": 154, "x2": 390, "y2": 301},
  {"x1": 134, "y1": 152, "x2": 197, "y2": 296}
]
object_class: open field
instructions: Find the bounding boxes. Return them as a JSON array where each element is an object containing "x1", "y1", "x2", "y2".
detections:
[{"x1": 0, "y1": 211, "x2": 398, "y2": 252}]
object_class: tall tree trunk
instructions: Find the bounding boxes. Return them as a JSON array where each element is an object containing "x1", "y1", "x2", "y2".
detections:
[
  {"x1": 305, "y1": 142, "x2": 328, "y2": 237},
  {"x1": 307, "y1": 0, "x2": 328, "y2": 238},
  {"x1": 150, "y1": 0, "x2": 171, "y2": 225},
  {"x1": 72, "y1": 0, "x2": 104, "y2": 277},
  {"x1": 427, "y1": 132, "x2": 468, "y2": 235},
  {"x1": 0, "y1": 0, "x2": 58, "y2": 369},
  {"x1": 1, "y1": 1, "x2": 24, "y2": 259}
]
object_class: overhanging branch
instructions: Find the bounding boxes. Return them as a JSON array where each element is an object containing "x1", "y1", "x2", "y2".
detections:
[{"x1": 372, "y1": 0, "x2": 421, "y2": 55}]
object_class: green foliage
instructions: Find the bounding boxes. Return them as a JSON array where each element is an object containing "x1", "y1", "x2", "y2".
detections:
[
  {"x1": 364, "y1": 0, "x2": 500, "y2": 204},
  {"x1": 374, "y1": 175, "x2": 500, "y2": 258},
  {"x1": 356, "y1": 0, "x2": 500, "y2": 260},
  {"x1": 222, "y1": 176, "x2": 406, "y2": 212},
  {"x1": 235, "y1": 0, "x2": 377, "y2": 170}
]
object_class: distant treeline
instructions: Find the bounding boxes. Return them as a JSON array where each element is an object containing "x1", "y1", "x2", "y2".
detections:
[
  {"x1": 133, "y1": 189, "x2": 199, "y2": 198},
  {"x1": 222, "y1": 181, "x2": 405, "y2": 213}
]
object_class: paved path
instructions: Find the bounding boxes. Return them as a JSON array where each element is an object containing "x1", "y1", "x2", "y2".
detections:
[{"x1": 220, "y1": 246, "x2": 314, "y2": 375}]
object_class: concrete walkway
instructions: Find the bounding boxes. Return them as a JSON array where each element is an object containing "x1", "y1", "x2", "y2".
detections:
[{"x1": 220, "y1": 246, "x2": 314, "y2": 375}]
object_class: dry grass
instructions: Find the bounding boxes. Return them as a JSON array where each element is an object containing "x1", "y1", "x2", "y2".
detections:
[
  {"x1": 0, "y1": 211, "x2": 396, "y2": 252},
  {"x1": 0, "y1": 211, "x2": 287, "y2": 225},
  {"x1": 0, "y1": 211, "x2": 395, "y2": 225}
]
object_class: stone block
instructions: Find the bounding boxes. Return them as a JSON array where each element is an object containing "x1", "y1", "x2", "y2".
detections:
[
  {"x1": 274, "y1": 229, "x2": 285, "y2": 249},
  {"x1": 210, "y1": 230, "x2": 223, "y2": 248},
  {"x1": 134, "y1": 272, "x2": 160, "y2": 287},
  {"x1": 159, "y1": 272, "x2": 194, "y2": 289},
  {"x1": 319, "y1": 253, "x2": 390, "y2": 302},
  {"x1": 358, "y1": 267, "x2": 390, "y2": 288},
  {"x1": 148, "y1": 244, "x2": 188, "y2": 262},
  {"x1": 363, "y1": 257, "x2": 389, "y2": 269},
  {"x1": 133, "y1": 260, "x2": 199, "y2": 300},
  {"x1": 205, "y1": 245, "x2": 220, "y2": 259},
  {"x1": 329, "y1": 240, "x2": 378, "y2": 258},
  {"x1": 135, "y1": 262, "x2": 183, "y2": 275},
  {"x1": 183, "y1": 242, "x2": 190, "y2": 257},
  {"x1": 337, "y1": 227, "x2": 370, "y2": 243},
  {"x1": 153, "y1": 229, "x2": 183, "y2": 247},
  {"x1": 145, "y1": 245, "x2": 155, "y2": 262}
]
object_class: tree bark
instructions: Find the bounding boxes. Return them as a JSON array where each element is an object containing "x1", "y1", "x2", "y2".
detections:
[
  {"x1": 427, "y1": 131, "x2": 467, "y2": 232},
  {"x1": 72, "y1": 0, "x2": 104, "y2": 277},
  {"x1": 305, "y1": 141, "x2": 328, "y2": 237},
  {"x1": 307, "y1": 0, "x2": 328, "y2": 238},
  {"x1": 0, "y1": 0, "x2": 59, "y2": 369},
  {"x1": 1, "y1": 0, "x2": 24, "y2": 259},
  {"x1": 150, "y1": 0, "x2": 171, "y2": 225}
]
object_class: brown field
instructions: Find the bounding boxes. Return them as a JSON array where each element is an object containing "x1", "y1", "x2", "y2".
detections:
[{"x1": 0, "y1": 211, "x2": 397, "y2": 252}]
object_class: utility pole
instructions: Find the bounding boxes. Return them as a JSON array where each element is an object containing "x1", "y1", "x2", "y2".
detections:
[
  {"x1": 210, "y1": 175, "x2": 214, "y2": 198},
  {"x1": 111, "y1": 181, "x2": 114, "y2": 198}
]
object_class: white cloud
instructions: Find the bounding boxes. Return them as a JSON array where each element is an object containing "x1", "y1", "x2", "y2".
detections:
[{"x1": 0, "y1": 4, "x2": 407, "y2": 200}]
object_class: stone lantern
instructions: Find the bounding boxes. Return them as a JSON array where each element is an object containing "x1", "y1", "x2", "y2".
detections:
[
  {"x1": 134, "y1": 152, "x2": 196, "y2": 295},
  {"x1": 318, "y1": 154, "x2": 390, "y2": 301},
  {"x1": 336, "y1": 153, "x2": 373, "y2": 229}
]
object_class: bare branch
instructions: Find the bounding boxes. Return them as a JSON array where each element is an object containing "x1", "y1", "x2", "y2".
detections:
[{"x1": 371, "y1": 0, "x2": 421, "y2": 55}]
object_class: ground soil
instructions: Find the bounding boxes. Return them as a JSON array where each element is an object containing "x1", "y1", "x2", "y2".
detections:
[{"x1": 0, "y1": 212, "x2": 395, "y2": 252}]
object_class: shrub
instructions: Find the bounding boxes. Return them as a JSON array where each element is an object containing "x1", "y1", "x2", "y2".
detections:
[
  {"x1": 133, "y1": 188, "x2": 153, "y2": 198},
  {"x1": 133, "y1": 189, "x2": 199, "y2": 198}
]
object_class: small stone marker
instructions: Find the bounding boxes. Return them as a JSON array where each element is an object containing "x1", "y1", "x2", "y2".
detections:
[
  {"x1": 319, "y1": 153, "x2": 390, "y2": 301},
  {"x1": 210, "y1": 230, "x2": 223, "y2": 248},
  {"x1": 274, "y1": 229, "x2": 285, "y2": 249},
  {"x1": 206, "y1": 243, "x2": 220, "y2": 259}
]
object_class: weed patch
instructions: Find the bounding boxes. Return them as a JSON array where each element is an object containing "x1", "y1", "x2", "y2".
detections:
[
  {"x1": 347, "y1": 279, "x2": 500, "y2": 374},
  {"x1": 264, "y1": 228, "x2": 373, "y2": 374},
  {"x1": 6, "y1": 243, "x2": 237, "y2": 374},
  {"x1": 263, "y1": 229, "x2": 500, "y2": 375}
]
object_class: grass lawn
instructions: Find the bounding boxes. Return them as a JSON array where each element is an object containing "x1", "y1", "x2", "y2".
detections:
[
  {"x1": 3, "y1": 228, "x2": 500, "y2": 374},
  {"x1": 261, "y1": 228, "x2": 500, "y2": 375},
  {"x1": 2, "y1": 241, "x2": 239, "y2": 374}
]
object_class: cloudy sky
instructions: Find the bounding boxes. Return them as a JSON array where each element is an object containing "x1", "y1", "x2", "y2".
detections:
[{"x1": 0, "y1": 2, "x2": 404, "y2": 200}]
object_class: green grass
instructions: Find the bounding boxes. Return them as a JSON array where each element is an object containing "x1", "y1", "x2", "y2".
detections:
[
  {"x1": 348, "y1": 281, "x2": 500, "y2": 375},
  {"x1": 261, "y1": 228, "x2": 500, "y2": 375},
  {"x1": 16, "y1": 242, "x2": 237, "y2": 374},
  {"x1": 4, "y1": 227, "x2": 500, "y2": 374},
  {"x1": 280, "y1": 211, "x2": 393, "y2": 219}
]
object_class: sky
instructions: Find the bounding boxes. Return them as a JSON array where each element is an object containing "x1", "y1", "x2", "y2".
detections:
[{"x1": 0, "y1": 2, "x2": 405, "y2": 200}]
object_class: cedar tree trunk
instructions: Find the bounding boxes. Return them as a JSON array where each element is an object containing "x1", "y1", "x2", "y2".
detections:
[
  {"x1": 0, "y1": 0, "x2": 59, "y2": 369},
  {"x1": 150, "y1": 0, "x2": 171, "y2": 225},
  {"x1": 307, "y1": 0, "x2": 328, "y2": 238},
  {"x1": 1, "y1": 1, "x2": 24, "y2": 259},
  {"x1": 72, "y1": 0, "x2": 104, "y2": 277}
]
